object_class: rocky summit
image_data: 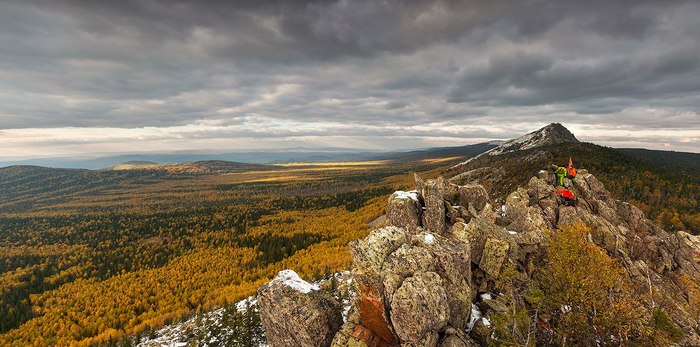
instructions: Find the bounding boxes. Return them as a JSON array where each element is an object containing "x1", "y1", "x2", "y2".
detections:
[
  {"x1": 259, "y1": 165, "x2": 700, "y2": 346},
  {"x1": 454, "y1": 123, "x2": 579, "y2": 168}
]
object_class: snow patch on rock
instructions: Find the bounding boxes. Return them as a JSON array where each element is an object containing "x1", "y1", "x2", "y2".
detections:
[
  {"x1": 271, "y1": 269, "x2": 319, "y2": 294},
  {"x1": 393, "y1": 190, "x2": 420, "y2": 203},
  {"x1": 467, "y1": 303, "x2": 482, "y2": 332}
]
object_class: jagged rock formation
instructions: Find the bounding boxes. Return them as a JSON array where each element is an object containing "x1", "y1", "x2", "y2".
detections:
[
  {"x1": 258, "y1": 270, "x2": 343, "y2": 347},
  {"x1": 259, "y1": 167, "x2": 700, "y2": 346}
]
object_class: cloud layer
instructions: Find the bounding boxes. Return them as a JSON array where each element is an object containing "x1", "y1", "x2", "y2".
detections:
[{"x1": 1, "y1": 0, "x2": 699, "y2": 157}]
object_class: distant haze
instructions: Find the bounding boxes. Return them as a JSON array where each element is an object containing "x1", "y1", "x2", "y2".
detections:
[{"x1": 1, "y1": 0, "x2": 699, "y2": 159}]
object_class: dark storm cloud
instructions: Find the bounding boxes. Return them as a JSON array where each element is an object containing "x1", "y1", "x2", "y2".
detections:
[{"x1": 0, "y1": 0, "x2": 699, "y2": 155}]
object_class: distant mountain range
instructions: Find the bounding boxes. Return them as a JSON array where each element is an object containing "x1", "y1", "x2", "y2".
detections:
[{"x1": 1, "y1": 124, "x2": 698, "y2": 171}]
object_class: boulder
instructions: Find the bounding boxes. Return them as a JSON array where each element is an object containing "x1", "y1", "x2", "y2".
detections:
[
  {"x1": 422, "y1": 179, "x2": 447, "y2": 234},
  {"x1": 527, "y1": 176, "x2": 552, "y2": 201},
  {"x1": 390, "y1": 271, "x2": 449, "y2": 346},
  {"x1": 478, "y1": 238, "x2": 510, "y2": 279},
  {"x1": 414, "y1": 174, "x2": 426, "y2": 198},
  {"x1": 557, "y1": 206, "x2": 581, "y2": 227},
  {"x1": 457, "y1": 184, "x2": 489, "y2": 212},
  {"x1": 331, "y1": 311, "x2": 368, "y2": 347},
  {"x1": 258, "y1": 270, "x2": 343, "y2": 347},
  {"x1": 387, "y1": 191, "x2": 422, "y2": 234},
  {"x1": 411, "y1": 232, "x2": 473, "y2": 329},
  {"x1": 480, "y1": 298, "x2": 508, "y2": 314},
  {"x1": 350, "y1": 226, "x2": 409, "y2": 288},
  {"x1": 350, "y1": 226, "x2": 408, "y2": 346},
  {"x1": 573, "y1": 169, "x2": 610, "y2": 201},
  {"x1": 459, "y1": 216, "x2": 515, "y2": 265},
  {"x1": 503, "y1": 202, "x2": 550, "y2": 236}
]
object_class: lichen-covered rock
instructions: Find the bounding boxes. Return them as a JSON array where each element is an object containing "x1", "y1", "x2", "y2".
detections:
[
  {"x1": 527, "y1": 176, "x2": 552, "y2": 200},
  {"x1": 502, "y1": 184, "x2": 551, "y2": 237},
  {"x1": 350, "y1": 226, "x2": 408, "y2": 346},
  {"x1": 480, "y1": 298, "x2": 508, "y2": 314},
  {"x1": 673, "y1": 231, "x2": 700, "y2": 283},
  {"x1": 457, "y1": 216, "x2": 516, "y2": 266},
  {"x1": 557, "y1": 206, "x2": 581, "y2": 226},
  {"x1": 422, "y1": 179, "x2": 447, "y2": 234},
  {"x1": 258, "y1": 270, "x2": 342, "y2": 347},
  {"x1": 479, "y1": 238, "x2": 510, "y2": 279},
  {"x1": 351, "y1": 226, "x2": 408, "y2": 287},
  {"x1": 468, "y1": 318, "x2": 491, "y2": 346},
  {"x1": 331, "y1": 311, "x2": 369, "y2": 347},
  {"x1": 390, "y1": 271, "x2": 449, "y2": 346},
  {"x1": 458, "y1": 184, "x2": 489, "y2": 212},
  {"x1": 387, "y1": 191, "x2": 422, "y2": 234},
  {"x1": 573, "y1": 169, "x2": 610, "y2": 201},
  {"x1": 411, "y1": 232, "x2": 473, "y2": 329}
]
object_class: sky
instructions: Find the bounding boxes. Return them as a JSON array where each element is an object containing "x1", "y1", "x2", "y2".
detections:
[{"x1": 1, "y1": 0, "x2": 699, "y2": 159}]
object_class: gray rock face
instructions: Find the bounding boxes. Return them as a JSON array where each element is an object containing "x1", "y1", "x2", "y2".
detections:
[
  {"x1": 573, "y1": 169, "x2": 611, "y2": 201},
  {"x1": 675, "y1": 231, "x2": 700, "y2": 283},
  {"x1": 258, "y1": 270, "x2": 342, "y2": 347}
]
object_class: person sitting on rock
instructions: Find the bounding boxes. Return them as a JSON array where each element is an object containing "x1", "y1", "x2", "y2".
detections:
[{"x1": 555, "y1": 189, "x2": 576, "y2": 206}]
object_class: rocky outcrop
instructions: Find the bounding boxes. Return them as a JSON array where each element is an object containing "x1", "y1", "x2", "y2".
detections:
[
  {"x1": 259, "y1": 166, "x2": 700, "y2": 346},
  {"x1": 421, "y1": 179, "x2": 448, "y2": 234},
  {"x1": 387, "y1": 191, "x2": 422, "y2": 233},
  {"x1": 258, "y1": 270, "x2": 343, "y2": 347},
  {"x1": 331, "y1": 177, "x2": 490, "y2": 347}
]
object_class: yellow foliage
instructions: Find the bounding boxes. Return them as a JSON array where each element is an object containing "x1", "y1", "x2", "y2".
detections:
[{"x1": 537, "y1": 222, "x2": 677, "y2": 345}]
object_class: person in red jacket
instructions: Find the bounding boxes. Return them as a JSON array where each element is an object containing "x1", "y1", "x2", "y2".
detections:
[{"x1": 555, "y1": 189, "x2": 576, "y2": 206}]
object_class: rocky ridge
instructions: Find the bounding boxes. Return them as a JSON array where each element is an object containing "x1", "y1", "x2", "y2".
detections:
[{"x1": 259, "y1": 164, "x2": 700, "y2": 346}]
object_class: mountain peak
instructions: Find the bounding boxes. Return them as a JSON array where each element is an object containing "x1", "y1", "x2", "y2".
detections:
[
  {"x1": 488, "y1": 123, "x2": 578, "y2": 156},
  {"x1": 538, "y1": 122, "x2": 579, "y2": 142},
  {"x1": 454, "y1": 123, "x2": 579, "y2": 167}
]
